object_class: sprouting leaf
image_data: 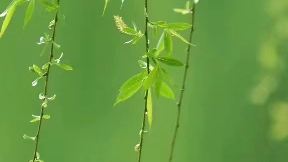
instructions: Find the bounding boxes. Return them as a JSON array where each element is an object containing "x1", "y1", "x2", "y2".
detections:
[
  {"x1": 32, "y1": 77, "x2": 42, "y2": 86},
  {"x1": 123, "y1": 27, "x2": 138, "y2": 35},
  {"x1": 23, "y1": 134, "x2": 36, "y2": 140},
  {"x1": 52, "y1": 41, "x2": 60, "y2": 48},
  {"x1": 30, "y1": 118, "x2": 40, "y2": 122},
  {"x1": 157, "y1": 23, "x2": 192, "y2": 31},
  {"x1": 156, "y1": 31, "x2": 165, "y2": 57},
  {"x1": 39, "y1": 93, "x2": 45, "y2": 100},
  {"x1": 43, "y1": 114, "x2": 50, "y2": 119},
  {"x1": 24, "y1": 0, "x2": 35, "y2": 28},
  {"x1": 143, "y1": 66, "x2": 159, "y2": 91},
  {"x1": 57, "y1": 63, "x2": 73, "y2": 70},
  {"x1": 42, "y1": 62, "x2": 50, "y2": 69},
  {"x1": 174, "y1": 8, "x2": 192, "y2": 15},
  {"x1": 120, "y1": 0, "x2": 125, "y2": 9},
  {"x1": 138, "y1": 60, "x2": 147, "y2": 69},
  {"x1": 114, "y1": 70, "x2": 147, "y2": 105},
  {"x1": 169, "y1": 30, "x2": 193, "y2": 45},
  {"x1": 160, "y1": 82, "x2": 175, "y2": 99},
  {"x1": 36, "y1": 152, "x2": 40, "y2": 160},
  {"x1": 153, "y1": 26, "x2": 158, "y2": 36},
  {"x1": 102, "y1": 0, "x2": 109, "y2": 17},
  {"x1": 47, "y1": 94, "x2": 56, "y2": 100},
  {"x1": 33, "y1": 64, "x2": 43, "y2": 76},
  {"x1": 147, "y1": 88, "x2": 153, "y2": 129},
  {"x1": 132, "y1": 35, "x2": 142, "y2": 44},
  {"x1": 42, "y1": 99, "x2": 48, "y2": 107},
  {"x1": 156, "y1": 56, "x2": 184, "y2": 66},
  {"x1": 164, "y1": 30, "x2": 173, "y2": 56}
]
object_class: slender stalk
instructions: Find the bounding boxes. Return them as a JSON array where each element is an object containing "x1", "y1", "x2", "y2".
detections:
[
  {"x1": 137, "y1": 0, "x2": 150, "y2": 161},
  {"x1": 32, "y1": 1, "x2": 60, "y2": 161},
  {"x1": 168, "y1": 2, "x2": 198, "y2": 162}
]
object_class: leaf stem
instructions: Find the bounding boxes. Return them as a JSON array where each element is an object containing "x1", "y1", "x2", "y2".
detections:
[
  {"x1": 32, "y1": 0, "x2": 60, "y2": 161},
  {"x1": 138, "y1": 0, "x2": 150, "y2": 161},
  {"x1": 168, "y1": 2, "x2": 198, "y2": 162}
]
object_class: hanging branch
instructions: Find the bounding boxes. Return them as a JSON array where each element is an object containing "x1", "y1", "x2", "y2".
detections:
[
  {"x1": 137, "y1": 0, "x2": 150, "y2": 161},
  {"x1": 31, "y1": 1, "x2": 60, "y2": 161},
  {"x1": 168, "y1": 1, "x2": 199, "y2": 162}
]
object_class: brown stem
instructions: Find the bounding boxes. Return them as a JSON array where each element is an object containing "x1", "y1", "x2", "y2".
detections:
[
  {"x1": 32, "y1": 1, "x2": 60, "y2": 161},
  {"x1": 137, "y1": 0, "x2": 150, "y2": 161},
  {"x1": 168, "y1": 2, "x2": 198, "y2": 162}
]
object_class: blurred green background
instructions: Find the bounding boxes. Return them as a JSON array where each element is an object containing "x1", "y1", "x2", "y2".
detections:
[{"x1": 1, "y1": 0, "x2": 288, "y2": 161}]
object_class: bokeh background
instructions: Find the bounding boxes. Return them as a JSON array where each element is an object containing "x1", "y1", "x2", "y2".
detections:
[{"x1": 0, "y1": 0, "x2": 288, "y2": 162}]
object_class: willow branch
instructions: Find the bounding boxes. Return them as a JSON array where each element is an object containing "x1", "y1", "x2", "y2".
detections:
[
  {"x1": 137, "y1": 0, "x2": 150, "y2": 161},
  {"x1": 32, "y1": 0, "x2": 60, "y2": 161},
  {"x1": 168, "y1": 2, "x2": 198, "y2": 162}
]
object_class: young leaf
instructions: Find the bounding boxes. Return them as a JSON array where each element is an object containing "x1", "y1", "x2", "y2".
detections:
[
  {"x1": 42, "y1": 62, "x2": 50, "y2": 69},
  {"x1": 43, "y1": 114, "x2": 50, "y2": 119},
  {"x1": 30, "y1": 118, "x2": 40, "y2": 122},
  {"x1": 156, "y1": 56, "x2": 184, "y2": 66},
  {"x1": 143, "y1": 66, "x2": 159, "y2": 91},
  {"x1": 0, "y1": 2, "x2": 17, "y2": 38},
  {"x1": 23, "y1": 134, "x2": 36, "y2": 140},
  {"x1": 147, "y1": 88, "x2": 153, "y2": 129},
  {"x1": 156, "y1": 31, "x2": 165, "y2": 56},
  {"x1": 158, "y1": 23, "x2": 192, "y2": 31},
  {"x1": 123, "y1": 27, "x2": 138, "y2": 35},
  {"x1": 24, "y1": 0, "x2": 35, "y2": 28},
  {"x1": 169, "y1": 30, "x2": 193, "y2": 45},
  {"x1": 57, "y1": 63, "x2": 73, "y2": 70},
  {"x1": 138, "y1": 60, "x2": 147, "y2": 69},
  {"x1": 33, "y1": 64, "x2": 43, "y2": 76},
  {"x1": 160, "y1": 82, "x2": 175, "y2": 99},
  {"x1": 102, "y1": 0, "x2": 109, "y2": 16},
  {"x1": 160, "y1": 68, "x2": 177, "y2": 87},
  {"x1": 52, "y1": 41, "x2": 60, "y2": 48},
  {"x1": 115, "y1": 70, "x2": 146, "y2": 105},
  {"x1": 164, "y1": 30, "x2": 173, "y2": 56}
]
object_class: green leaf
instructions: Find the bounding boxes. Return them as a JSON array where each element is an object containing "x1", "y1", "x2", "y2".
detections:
[
  {"x1": 24, "y1": 0, "x2": 35, "y2": 28},
  {"x1": 158, "y1": 23, "x2": 192, "y2": 31},
  {"x1": 42, "y1": 62, "x2": 50, "y2": 69},
  {"x1": 52, "y1": 41, "x2": 60, "y2": 48},
  {"x1": 40, "y1": 0, "x2": 59, "y2": 12},
  {"x1": 160, "y1": 82, "x2": 175, "y2": 99},
  {"x1": 164, "y1": 30, "x2": 173, "y2": 56},
  {"x1": 143, "y1": 66, "x2": 159, "y2": 91},
  {"x1": 156, "y1": 31, "x2": 165, "y2": 57},
  {"x1": 0, "y1": 3, "x2": 16, "y2": 38},
  {"x1": 160, "y1": 68, "x2": 177, "y2": 87},
  {"x1": 123, "y1": 27, "x2": 138, "y2": 35},
  {"x1": 169, "y1": 30, "x2": 192, "y2": 45},
  {"x1": 43, "y1": 114, "x2": 50, "y2": 119},
  {"x1": 156, "y1": 56, "x2": 184, "y2": 66},
  {"x1": 30, "y1": 117, "x2": 40, "y2": 122},
  {"x1": 151, "y1": 21, "x2": 167, "y2": 25},
  {"x1": 33, "y1": 64, "x2": 43, "y2": 76},
  {"x1": 147, "y1": 88, "x2": 153, "y2": 129},
  {"x1": 154, "y1": 72, "x2": 162, "y2": 98},
  {"x1": 115, "y1": 70, "x2": 147, "y2": 105},
  {"x1": 57, "y1": 63, "x2": 73, "y2": 70},
  {"x1": 32, "y1": 77, "x2": 42, "y2": 86},
  {"x1": 102, "y1": 0, "x2": 109, "y2": 17},
  {"x1": 47, "y1": 94, "x2": 56, "y2": 100},
  {"x1": 173, "y1": 8, "x2": 192, "y2": 15},
  {"x1": 153, "y1": 26, "x2": 158, "y2": 36},
  {"x1": 145, "y1": 49, "x2": 157, "y2": 59}
]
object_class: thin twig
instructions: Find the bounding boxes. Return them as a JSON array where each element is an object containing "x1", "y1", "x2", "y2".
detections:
[
  {"x1": 32, "y1": 1, "x2": 60, "y2": 161},
  {"x1": 137, "y1": 0, "x2": 150, "y2": 161},
  {"x1": 168, "y1": 2, "x2": 198, "y2": 162}
]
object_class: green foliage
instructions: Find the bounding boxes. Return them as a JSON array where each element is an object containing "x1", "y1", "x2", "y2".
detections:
[{"x1": 24, "y1": 0, "x2": 35, "y2": 28}]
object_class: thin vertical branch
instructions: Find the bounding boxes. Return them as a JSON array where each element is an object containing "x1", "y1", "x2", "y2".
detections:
[
  {"x1": 32, "y1": 0, "x2": 60, "y2": 161},
  {"x1": 168, "y1": 2, "x2": 198, "y2": 162},
  {"x1": 137, "y1": 0, "x2": 150, "y2": 161}
]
